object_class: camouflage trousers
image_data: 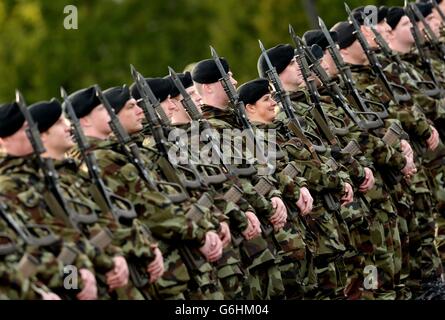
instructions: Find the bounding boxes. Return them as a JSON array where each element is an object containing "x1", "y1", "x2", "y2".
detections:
[
  {"x1": 239, "y1": 235, "x2": 285, "y2": 300},
  {"x1": 215, "y1": 246, "x2": 249, "y2": 300},
  {"x1": 302, "y1": 204, "x2": 348, "y2": 299},
  {"x1": 364, "y1": 175, "x2": 399, "y2": 300},
  {"x1": 409, "y1": 168, "x2": 443, "y2": 282},
  {"x1": 274, "y1": 215, "x2": 316, "y2": 300},
  {"x1": 340, "y1": 198, "x2": 371, "y2": 300}
]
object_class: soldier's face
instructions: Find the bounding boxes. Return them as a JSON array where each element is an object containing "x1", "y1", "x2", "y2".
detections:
[
  {"x1": 280, "y1": 58, "x2": 303, "y2": 87},
  {"x1": 362, "y1": 25, "x2": 378, "y2": 48},
  {"x1": 376, "y1": 21, "x2": 392, "y2": 43},
  {"x1": 252, "y1": 93, "x2": 277, "y2": 123},
  {"x1": 186, "y1": 86, "x2": 203, "y2": 108},
  {"x1": 321, "y1": 49, "x2": 338, "y2": 77},
  {"x1": 170, "y1": 96, "x2": 191, "y2": 124},
  {"x1": 41, "y1": 116, "x2": 74, "y2": 153},
  {"x1": 425, "y1": 14, "x2": 441, "y2": 38},
  {"x1": 117, "y1": 98, "x2": 144, "y2": 134},
  {"x1": 160, "y1": 97, "x2": 178, "y2": 120},
  {"x1": 90, "y1": 104, "x2": 112, "y2": 136},
  {"x1": 433, "y1": 8, "x2": 444, "y2": 27},
  {"x1": 0, "y1": 123, "x2": 33, "y2": 156},
  {"x1": 345, "y1": 40, "x2": 367, "y2": 64},
  {"x1": 391, "y1": 16, "x2": 414, "y2": 46}
]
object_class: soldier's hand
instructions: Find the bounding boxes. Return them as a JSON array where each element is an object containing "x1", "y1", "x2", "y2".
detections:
[
  {"x1": 402, "y1": 158, "x2": 417, "y2": 181},
  {"x1": 296, "y1": 187, "x2": 313, "y2": 215},
  {"x1": 359, "y1": 167, "x2": 375, "y2": 193},
  {"x1": 218, "y1": 221, "x2": 232, "y2": 248},
  {"x1": 427, "y1": 126, "x2": 440, "y2": 151},
  {"x1": 200, "y1": 231, "x2": 223, "y2": 262},
  {"x1": 270, "y1": 197, "x2": 287, "y2": 228},
  {"x1": 242, "y1": 211, "x2": 261, "y2": 240},
  {"x1": 77, "y1": 268, "x2": 98, "y2": 300},
  {"x1": 341, "y1": 183, "x2": 354, "y2": 206},
  {"x1": 106, "y1": 256, "x2": 129, "y2": 290},
  {"x1": 147, "y1": 247, "x2": 164, "y2": 283},
  {"x1": 400, "y1": 140, "x2": 414, "y2": 159}
]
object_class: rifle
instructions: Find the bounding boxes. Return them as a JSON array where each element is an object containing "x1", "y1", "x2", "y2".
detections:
[
  {"x1": 0, "y1": 202, "x2": 58, "y2": 247},
  {"x1": 345, "y1": 3, "x2": 412, "y2": 104},
  {"x1": 295, "y1": 26, "x2": 383, "y2": 130},
  {"x1": 410, "y1": 2, "x2": 445, "y2": 61},
  {"x1": 169, "y1": 67, "x2": 265, "y2": 245},
  {"x1": 0, "y1": 233, "x2": 17, "y2": 256},
  {"x1": 210, "y1": 46, "x2": 271, "y2": 167},
  {"x1": 318, "y1": 17, "x2": 389, "y2": 120},
  {"x1": 370, "y1": 25, "x2": 440, "y2": 98},
  {"x1": 129, "y1": 68, "x2": 205, "y2": 197},
  {"x1": 293, "y1": 34, "x2": 341, "y2": 145},
  {"x1": 405, "y1": 1, "x2": 442, "y2": 87},
  {"x1": 257, "y1": 40, "x2": 327, "y2": 157},
  {"x1": 168, "y1": 67, "x2": 231, "y2": 186},
  {"x1": 259, "y1": 37, "x2": 342, "y2": 212},
  {"x1": 61, "y1": 87, "x2": 137, "y2": 226},
  {"x1": 15, "y1": 90, "x2": 98, "y2": 232}
]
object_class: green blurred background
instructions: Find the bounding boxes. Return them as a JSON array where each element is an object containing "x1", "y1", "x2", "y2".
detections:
[{"x1": 0, "y1": 0, "x2": 402, "y2": 102}]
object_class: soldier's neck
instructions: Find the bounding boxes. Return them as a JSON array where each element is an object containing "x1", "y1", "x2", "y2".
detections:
[
  {"x1": 281, "y1": 81, "x2": 300, "y2": 92},
  {"x1": 42, "y1": 149, "x2": 66, "y2": 161},
  {"x1": 82, "y1": 127, "x2": 110, "y2": 140},
  {"x1": 389, "y1": 41, "x2": 412, "y2": 55},
  {"x1": 247, "y1": 114, "x2": 272, "y2": 124}
]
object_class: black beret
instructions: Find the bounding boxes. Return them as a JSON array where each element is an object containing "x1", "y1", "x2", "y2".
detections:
[
  {"x1": 66, "y1": 86, "x2": 101, "y2": 119},
  {"x1": 303, "y1": 30, "x2": 338, "y2": 51},
  {"x1": 237, "y1": 78, "x2": 270, "y2": 106},
  {"x1": 257, "y1": 44, "x2": 295, "y2": 78},
  {"x1": 103, "y1": 85, "x2": 131, "y2": 114},
  {"x1": 386, "y1": 7, "x2": 405, "y2": 29},
  {"x1": 0, "y1": 102, "x2": 25, "y2": 138},
  {"x1": 415, "y1": 2, "x2": 433, "y2": 20},
  {"x1": 29, "y1": 98, "x2": 62, "y2": 133},
  {"x1": 331, "y1": 21, "x2": 357, "y2": 49},
  {"x1": 165, "y1": 71, "x2": 193, "y2": 98},
  {"x1": 191, "y1": 58, "x2": 230, "y2": 84},
  {"x1": 130, "y1": 77, "x2": 172, "y2": 102},
  {"x1": 378, "y1": 6, "x2": 389, "y2": 22}
]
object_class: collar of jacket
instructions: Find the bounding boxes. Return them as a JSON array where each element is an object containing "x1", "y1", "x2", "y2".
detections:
[
  {"x1": 201, "y1": 104, "x2": 239, "y2": 126},
  {"x1": 0, "y1": 154, "x2": 40, "y2": 176}
]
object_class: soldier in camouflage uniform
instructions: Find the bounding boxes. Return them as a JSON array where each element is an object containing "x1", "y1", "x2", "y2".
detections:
[
  {"x1": 129, "y1": 75, "x2": 255, "y2": 299},
  {"x1": 297, "y1": 28, "x2": 413, "y2": 298},
  {"x1": 189, "y1": 58, "x2": 289, "y2": 299},
  {"x1": 30, "y1": 98, "x2": 168, "y2": 299},
  {"x1": 67, "y1": 86, "x2": 224, "y2": 300},
  {"x1": 256, "y1": 46, "x2": 365, "y2": 298},
  {"x1": 0, "y1": 101, "x2": 104, "y2": 300},
  {"x1": 101, "y1": 83, "x2": 226, "y2": 300},
  {"x1": 389, "y1": 3, "x2": 445, "y2": 274},
  {"x1": 332, "y1": 9, "x2": 444, "y2": 292}
]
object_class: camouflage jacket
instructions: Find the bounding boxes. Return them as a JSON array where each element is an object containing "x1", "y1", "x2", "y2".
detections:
[
  {"x1": 350, "y1": 62, "x2": 433, "y2": 146},
  {"x1": 200, "y1": 104, "x2": 281, "y2": 219},
  {"x1": 70, "y1": 136, "x2": 207, "y2": 249},
  {"x1": 153, "y1": 122, "x2": 249, "y2": 234},
  {"x1": 0, "y1": 155, "x2": 101, "y2": 295},
  {"x1": 54, "y1": 157, "x2": 155, "y2": 264}
]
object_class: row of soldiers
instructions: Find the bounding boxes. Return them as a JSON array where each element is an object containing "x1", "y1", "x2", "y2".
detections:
[{"x1": 2, "y1": 0, "x2": 445, "y2": 300}]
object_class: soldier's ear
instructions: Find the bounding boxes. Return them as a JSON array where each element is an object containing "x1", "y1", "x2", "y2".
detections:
[
  {"x1": 245, "y1": 103, "x2": 256, "y2": 114},
  {"x1": 202, "y1": 83, "x2": 213, "y2": 94},
  {"x1": 79, "y1": 116, "x2": 91, "y2": 128}
]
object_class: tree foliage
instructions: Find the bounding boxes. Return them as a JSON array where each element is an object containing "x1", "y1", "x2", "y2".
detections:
[{"x1": 0, "y1": 0, "x2": 402, "y2": 102}]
